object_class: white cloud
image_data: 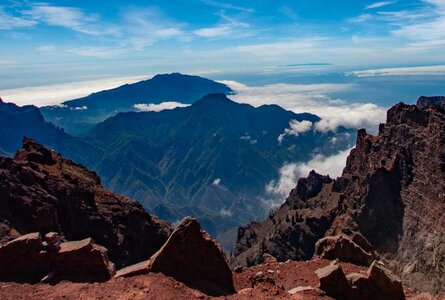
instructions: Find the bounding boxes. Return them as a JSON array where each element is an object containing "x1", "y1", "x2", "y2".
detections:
[
  {"x1": 0, "y1": 75, "x2": 149, "y2": 107},
  {"x1": 218, "y1": 208, "x2": 233, "y2": 217},
  {"x1": 365, "y1": 1, "x2": 396, "y2": 9},
  {"x1": 193, "y1": 12, "x2": 250, "y2": 39},
  {"x1": 121, "y1": 7, "x2": 188, "y2": 49},
  {"x1": 66, "y1": 46, "x2": 124, "y2": 58},
  {"x1": 212, "y1": 178, "x2": 221, "y2": 186},
  {"x1": 278, "y1": 120, "x2": 313, "y2": 143},
  {"x1": 133, "y1": 102, "x2": 190, "y2": 112},
  {"x1": 266, "y1": 148, "x2": 352, "y2": 199},
  {"x1": 221, "y1": 80, "x2": 386, "y2": 132},
  {"x1": 347, "y1": 65, "x2": 445, "y2": 77},
  {"x1": 235, "y1": 37, "x2": 325, "y2": 56},
  {"x1": 0, "y1": 7, "x2": 36, "y2": 29},
  {"x1": 23, "y1": 4, "x2": 115, "y2": 35},
  {"x1": 347, "y1": 14, "x2": 373, "y2": 23},
  {"x1": 200, "y1": 0, "x2": 254, "y2": 13}
]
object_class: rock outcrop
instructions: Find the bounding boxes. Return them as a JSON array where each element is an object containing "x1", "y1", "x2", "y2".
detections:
[
  {"x1": 316, "y1": 260, "x2": 405, "y2": 300},
  {"x1": 0, "y1": 138, "x2": 172, "y2": 268},
  {"x1": 116, "y1": 217, "x2": 235, "y2": 296},
  {"x1": 233, "y1": 97, "x2": 445, "y2": 294},
  {"x1": 0, "y1": 233, "x2": 115, "y2": 282},
  {"x1": 314, "y1": 234, "x2": 376, "y2": 266}
]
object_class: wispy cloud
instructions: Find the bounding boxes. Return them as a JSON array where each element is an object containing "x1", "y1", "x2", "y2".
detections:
[
  {"x1": 121, "y1": 7, "x2": 189, "y2": 49},
  {"x1": 234, "y1": 37, "x2": 325, "y2": 56},
  {"x1": 193, "y1": 12, "x2": 250, "y2": 39},
  {"x1": 365, "y1": 1, "x2": 396, "y2": 10},
  {"x1": 23, "y1": 4, "x2": 116, "y2": 35},
  {"x1": 347, "y1": 13, "x2": 373, "y2": 23},
  {"x1": 347, "y1": 65, "x2": 445, "y2": 77},
  {"x1": 200, "y1": 0, "x2": 254, "y2": 13},
  {"x1": 0, "y1": 7, "x2": 36, "y2": 29}
]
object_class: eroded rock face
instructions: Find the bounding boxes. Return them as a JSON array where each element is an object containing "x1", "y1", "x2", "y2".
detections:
[
  {"x1": 233, "y1": 97, "x2": 445, "y2": 294},
  {"x1": 149, "y1": 217, "x2": 235, "y2": 296},
  {"x1": 0, "y1": 138, "x2": 172, "y2": 268}
]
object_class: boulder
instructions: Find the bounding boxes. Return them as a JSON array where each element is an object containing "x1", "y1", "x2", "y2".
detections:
[
  {"x1": 115, "y1": 260, "x2": 151, "y2": 278},
  {"x1": 148, "y1": 216, "x2": 235, "y2": 296},
  {"x1": 366, "y1": 261, "x2": 405, "y2": 300},
  {"x1": 315, "y1": 261, "x2": 350, "y2": 299},
  {"x1": 55, "y1": 238, "x2": 115, "y2": 282},
  {"x1": 0, "y1": 233, "x2": 45, "y2": 281},
  {"x1": 0, "y1": 232, "x2": 42, "y2": 257},
  {"x1": 314, "y1": 234, "x2": 374, "y2": 266}
]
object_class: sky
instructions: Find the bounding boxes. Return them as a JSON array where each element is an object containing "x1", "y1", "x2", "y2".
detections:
[{"x1": 1, "y1": 0, "x2": 445, "y2": 88}]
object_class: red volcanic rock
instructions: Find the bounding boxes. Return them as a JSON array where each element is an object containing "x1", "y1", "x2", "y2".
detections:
[
  {"x1": 0, "y1": 233, "x2": 44, "y2": 282},
  {"x1": 233, "y1": 97, "x2": 445, "y2": 294},
  {"x1": 54, "y1": 238, "x2": 115, "y2": 282},
  {"x1": 149, "y1": 216, "x2": 235, "y2": 296},
  {"x1": 0, "y1": 234, "x2": 115, "y2": 283},
  {"x1": 117, "y1": 217, "x2": 235, "y2": 296},
  {"x1": 314, "y1": 234, "x2": 375, "y2": 266},
  {"x1": 315, "y1": 261, "x2": 350, "y2": 299},
  {"x1": 0, "y1": 138, "x2": 172, "y2": 268}
]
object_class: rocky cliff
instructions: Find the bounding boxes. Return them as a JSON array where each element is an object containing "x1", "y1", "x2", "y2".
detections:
[
  {"x1": 0, "y1": 138, "x2": 172, "y2": 268},
  {"x1": 233, "y1": 96, "x2": 445, "y2": 294}
]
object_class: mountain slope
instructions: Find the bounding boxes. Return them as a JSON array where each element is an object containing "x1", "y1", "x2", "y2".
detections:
[
  {"x1": 78, "y1": 93, "x2": 355, "y2": 245},
  {"x1": 40, "y1": 73, "x2": 233, "y2": 135},
  {"x1": 0, "y1": 138, "x2": 172, "y2": 268},
  {"x1": 0, "y1": 98, "x2": 99, "y2": 165},
  {"x1": 232, "y1": 96, "x2": 445, "y2": 294}
]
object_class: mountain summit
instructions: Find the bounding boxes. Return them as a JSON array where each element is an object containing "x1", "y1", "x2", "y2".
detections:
[{"x1": 40, "y1": 73, "x2": 233, "y2": 135}]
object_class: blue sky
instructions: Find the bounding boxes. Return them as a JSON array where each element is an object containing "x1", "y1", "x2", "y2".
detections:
[{"x1": 1, "y1": 0, "x2": 445, "y2": 88}]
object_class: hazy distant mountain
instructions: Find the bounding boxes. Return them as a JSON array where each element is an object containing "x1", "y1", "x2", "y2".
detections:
[
  {"x1": 0, "y1": 98, "x2": 99, "y2": 164},
  {"x1": 40, "y1": 73, "x2": 232, "y2": 135},
  {"x1": 77, "y1": 93, "x2": 355, "y2": 246}
]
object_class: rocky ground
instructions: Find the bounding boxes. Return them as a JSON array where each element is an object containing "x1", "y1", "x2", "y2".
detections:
[{"x1": 0, "y1": 259, "x2": 441, "y2": 300}]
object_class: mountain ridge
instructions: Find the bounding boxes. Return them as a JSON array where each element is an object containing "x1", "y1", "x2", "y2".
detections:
[{"x1": 232, "y1": 96, "x2": 445, "y2": 294}]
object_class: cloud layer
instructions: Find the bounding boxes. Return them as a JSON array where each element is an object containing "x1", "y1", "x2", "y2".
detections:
[
  {"x1": 134, "y1": 102, "x2": 190, "y2": 112},
  {"x1": 266, "y1": 148, "x2": 352, "y2": 201},
  {"x1": 222, "y1": 80, "x2": 387, "y2": 132}
]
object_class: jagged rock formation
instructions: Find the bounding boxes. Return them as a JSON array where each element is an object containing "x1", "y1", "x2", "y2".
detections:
[
  {"x1": 233, "y1": 97, "x2": 445, "y2": 294},
  {"x1": 0, "y1": 138, "x2": 172, "y2": 268},
  {"x1": 116, "y1": 217, "x2": 235, "y2": 296}
]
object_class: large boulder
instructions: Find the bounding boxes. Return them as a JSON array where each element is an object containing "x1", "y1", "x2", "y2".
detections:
[
  {"x1": 317, "y1": 260, "x2": 405, "y2": 300},
  {"x1": 54, "y1": 238, "x2": 115, "y2": 282},
  {"x1": 366, "y1": 261, "x2": 405, "y2": 300},
  {"x1": 116, "y1": 217, "x2": 235, "y2": 296},
  {"x1": 0, "y1": 233, "x2": 44, "y2": 281},
  {"x1": 315, "y1": 261, "x2": 350, "y2": 299},
  {"x1": 0, "y1": 233, "x2": 115, "y2": 283},
  {"x1": 314, "y1": 234, "x2": 374, "y2": 266}
]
